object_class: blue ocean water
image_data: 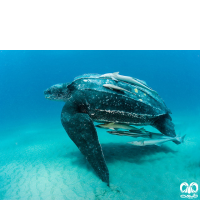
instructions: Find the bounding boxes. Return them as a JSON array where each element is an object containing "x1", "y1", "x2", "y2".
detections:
[{"x1": 0, "y1": 51, "x2": 199, "y2": 200}]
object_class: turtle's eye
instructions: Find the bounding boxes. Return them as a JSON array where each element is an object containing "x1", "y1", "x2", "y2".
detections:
[
  {"x1": 52, "y1": 88, "x2": 62, "y2": 94},
  {"x1": 44, "y1": 89, "x2": 52, "y2": 95},
  {"x1": 44, "y1": 90, "x2": 48, "y2": 95}
]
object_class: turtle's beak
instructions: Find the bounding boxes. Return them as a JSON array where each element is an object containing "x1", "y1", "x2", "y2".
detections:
[
  {"x1": 44, "y1": 89, "x2": 48, "y2": 94},
  {"x1": 44, "y1": 89, "x2": 52, "y2": 100}
]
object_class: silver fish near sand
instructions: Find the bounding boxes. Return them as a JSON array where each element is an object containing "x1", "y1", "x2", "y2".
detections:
[
  {"x1": 96, "y1": 122, "x2": 138, "y2": 130},
  {"x1": 103, "y1": 84, "x2": 136, "y2": 95},
  {"x1": 100, "y1": 72, "x2": 157, "y2": 94},
  {"x1": 128, "y1": 135, "x2": 186, "y2": 146}
]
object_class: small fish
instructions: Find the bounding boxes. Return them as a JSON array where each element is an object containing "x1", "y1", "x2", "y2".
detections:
[
  {"x1": 103, "y1": 84, "x2": 136, "y2": 95},
  {"x1": 128, "y1": 135, "x2": 186, "y2": 146},
  {"x1": 129, "y1": 129, "x2": 168, "y2": 139},
  {"x1": 96, "y1": 122, "x2": 138, "y2": 130},
  {"x1": 100, "y1": 72, "x2": 157, "y2": 94},
  {"x1": 107, "y1": 130, "x2": 151, "y2": 138},
  {"x1": 107, "y1": 128, "x2": 164, "y2": 138},
  {"x1": 107, "y1": 127, "x2": 169, "y2": 139}
]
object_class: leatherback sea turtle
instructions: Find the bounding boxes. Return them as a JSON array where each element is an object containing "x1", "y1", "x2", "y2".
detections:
[{"x1": 44, "y1": 73, "x2": 178, "y2": 186}]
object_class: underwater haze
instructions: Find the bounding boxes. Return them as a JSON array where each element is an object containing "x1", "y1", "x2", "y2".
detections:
[{"x1": 0, "y1": 51, "x2": 200, "y2": 200}]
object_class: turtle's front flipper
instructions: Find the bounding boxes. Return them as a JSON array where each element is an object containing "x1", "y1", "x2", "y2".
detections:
[{"x1": 61, "y1": 102, "x2": 109, "y2": 185}]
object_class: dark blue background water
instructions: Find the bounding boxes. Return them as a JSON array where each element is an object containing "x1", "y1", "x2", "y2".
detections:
[{"x1": 1, "y1": 51, "x2": 200, "y2": 130}]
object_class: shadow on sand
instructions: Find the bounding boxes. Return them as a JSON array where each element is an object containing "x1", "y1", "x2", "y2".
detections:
[{"x1": 65, "y1": 142, "x2": 177, "y2": 171}]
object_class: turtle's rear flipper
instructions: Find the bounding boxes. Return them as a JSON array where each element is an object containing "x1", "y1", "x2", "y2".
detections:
[
  {"x1": 153, "y1": 114, "x2": 176, "y2": 137},
  {"x1": 61, "y1": 104, "x2": 109, "y2": 186},
  {"x1": 153, "y1": 115, "x2": 182, "y2": 145}
]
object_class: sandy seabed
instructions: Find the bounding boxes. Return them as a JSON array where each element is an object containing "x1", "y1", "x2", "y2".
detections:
[{"x1": 0, "y1": 115, "x2": 199, "y2": 200}]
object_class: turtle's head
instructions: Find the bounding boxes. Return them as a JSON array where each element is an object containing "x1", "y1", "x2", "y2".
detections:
[{"x1": 44, "y1": 83, "x2": 70, "y2": 101}]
